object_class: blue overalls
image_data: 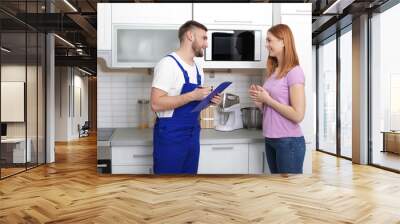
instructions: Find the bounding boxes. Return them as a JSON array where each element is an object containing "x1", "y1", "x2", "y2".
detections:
[{"x1": 153, "y1": 54, "x2": 202, "y2": 174}]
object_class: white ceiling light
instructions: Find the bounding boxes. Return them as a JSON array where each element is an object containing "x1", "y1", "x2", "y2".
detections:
[
  {"x1": 63, "y1": 0, "x2": 78, "y2": 12},
  {"x1": 54, "y1": 34, "x2": 75, "y2": 48},
  {"x1": 78, "y1": 67, "x2": 93, "y2": 76},
  {"x1": 1, "y1": 47, "x2": 11, "y2": 53}
]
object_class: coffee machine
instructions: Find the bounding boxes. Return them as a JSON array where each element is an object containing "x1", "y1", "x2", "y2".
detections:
[{"x1": 214, "y1": 93, "x2": 243, "y2": 131}]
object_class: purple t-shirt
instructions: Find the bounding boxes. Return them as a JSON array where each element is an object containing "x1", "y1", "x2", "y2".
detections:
[{"x1": 262, "y1": 65, "x2": 305, "y2": 138}]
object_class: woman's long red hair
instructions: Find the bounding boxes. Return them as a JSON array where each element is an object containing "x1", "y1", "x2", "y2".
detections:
[{"x1": 266, "y1": 24, "x2": 299, "y2": 79}]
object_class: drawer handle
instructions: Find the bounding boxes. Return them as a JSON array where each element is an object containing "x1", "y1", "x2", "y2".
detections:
[
  {"x1": 132, "y1": 154, "x2": 153, "y2": 158},
  {"x1": 212, "y1": 146, "x2": 234, "y2": 150}
]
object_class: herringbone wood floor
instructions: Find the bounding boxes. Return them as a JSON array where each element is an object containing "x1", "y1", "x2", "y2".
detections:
[{"x1": 1, "y1": 134, "x2": 400, "y2": 224}]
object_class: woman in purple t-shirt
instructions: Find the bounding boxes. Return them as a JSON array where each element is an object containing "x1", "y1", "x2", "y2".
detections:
[{"x1": 249, "y1": 24, "x2": 306, "y2": 174}]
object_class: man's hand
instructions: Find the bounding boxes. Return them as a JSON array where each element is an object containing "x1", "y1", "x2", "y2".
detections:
[
  {"x1": 189, "y1": 87, "x2": 211, "y2": 101},
  {"x1": 211, "y1": 93, "x2": 222, "y2": 105}
]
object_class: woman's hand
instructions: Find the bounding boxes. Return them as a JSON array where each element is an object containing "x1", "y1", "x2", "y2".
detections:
[
  {"x1": 248, "y1": 85, "x2": 263, "y2": 109},
  {"x1": 249, "y1": 84, "x2": 273, "y2": 105}
]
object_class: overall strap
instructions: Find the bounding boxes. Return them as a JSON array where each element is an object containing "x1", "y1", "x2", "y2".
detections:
[{"x1": 167, "y1": 54, "x2": 190, "y2": 84}]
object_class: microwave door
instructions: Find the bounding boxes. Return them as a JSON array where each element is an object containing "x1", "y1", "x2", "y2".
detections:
[
  {"x1": 207, "y1": 31, "x2": 235, "y2": 61},
  {"x1": 234, "y1": 30, "x2": 257, "y2": 61},
  {"x1": 213, "y1": 32, "x2": 234, "y2": 61},
  {"x1": 208, "y1": 30, "x2": 258, "y2": 61}
]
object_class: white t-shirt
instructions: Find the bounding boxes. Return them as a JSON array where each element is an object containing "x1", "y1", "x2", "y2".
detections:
[{"x1": 152, "y1": 52, "x2": 204, "y2": 118}]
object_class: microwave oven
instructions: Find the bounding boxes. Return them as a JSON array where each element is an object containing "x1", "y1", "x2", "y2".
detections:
[{"x1": 205, "y1": 29, "x2": 262, "y2": 62}]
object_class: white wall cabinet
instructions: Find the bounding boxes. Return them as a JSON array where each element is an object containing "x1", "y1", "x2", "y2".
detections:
[
  {"x1": 112, "y1": 3, "x2": 192, "y2": 25},
  {"x1": 97, "y1": 3, "x2": 112, "y2": 51},
  {"x1": 100, "y1": 3, "x2": 275, "y2": 69},
  {"x1": 198, "y1": 144, "x2": 249, "y2": 174},
  {"x1": 280, "y1": 5, "x2": 315, "y2": 151},
  {"x1": 112, "y1": 25, "x2": 180, "y2": 68},
  {"x1": 193, "y1": 3, "x2": 272, "y2": 26},
  {"x1": 192, "y1": 3, "x2": 272, "y2": 69}
]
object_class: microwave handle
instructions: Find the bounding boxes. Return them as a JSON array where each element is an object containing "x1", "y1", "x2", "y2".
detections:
[
  {"x1": 254, "y1": 31, "x2": 262, "y2": 61},
  {"x1": 205, "y1": 32, "x2": 212, "y2": 61}
]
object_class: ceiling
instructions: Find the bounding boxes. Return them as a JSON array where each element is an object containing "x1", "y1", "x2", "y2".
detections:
[{"x1": 0, "y1": 0, "x2": 394, "y2": 75}]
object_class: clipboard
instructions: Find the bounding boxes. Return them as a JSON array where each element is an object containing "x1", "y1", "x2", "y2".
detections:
[{"x1": 191, "y1": 81, "x2": 232, "y2": 112}]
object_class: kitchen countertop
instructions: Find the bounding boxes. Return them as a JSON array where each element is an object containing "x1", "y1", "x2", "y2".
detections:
[
  {"x1": 110, "y1": 128, "x2": 265, "y2": 146},
  {"x1": 97, "y1": 128, "x2": 115, "y2": 141}
]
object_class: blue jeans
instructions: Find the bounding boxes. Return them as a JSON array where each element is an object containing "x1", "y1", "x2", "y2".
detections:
[{"x1": 265, "y1": 136, "x2": 305, "y2": 174}]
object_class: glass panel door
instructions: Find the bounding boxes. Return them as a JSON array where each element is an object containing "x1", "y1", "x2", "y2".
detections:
[
  {"x1": 1, "y1": 30, "x2": 28, "y2": 177},
  {"x1": 318, "y1": 37, "x2": 337, "y2": 154}
]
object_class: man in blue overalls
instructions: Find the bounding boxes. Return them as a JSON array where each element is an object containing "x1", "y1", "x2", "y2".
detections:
[{"x1": 150, "y1": 20, "x2": 221, "y2": 174}]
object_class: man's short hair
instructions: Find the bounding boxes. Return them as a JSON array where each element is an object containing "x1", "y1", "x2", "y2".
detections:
[{"x1": 178, "y1": 20, "x2": 208, "y2": 43}]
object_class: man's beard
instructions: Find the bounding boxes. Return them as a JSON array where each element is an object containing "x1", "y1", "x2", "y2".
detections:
[{"x1": 192, "y1": 41, "x2": 203, "y2": 57}]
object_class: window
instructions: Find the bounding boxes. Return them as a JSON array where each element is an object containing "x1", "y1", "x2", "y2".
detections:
[
  {"x1": 370, "y1": 2, "x2": 400, "y2": 171},
  {"x1": 318, "y1": 37, "x2": 337, "y2": 155},
  {"x1": 340, "y1": 28, "x2": 352, "y2": 158}
]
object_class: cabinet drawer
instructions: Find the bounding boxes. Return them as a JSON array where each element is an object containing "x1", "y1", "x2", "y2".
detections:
[
  {"x1": 112, "y1": 146, "x2": 153, "y2": 166},
  {"x1": 198, "y1": 144, "x2": 248, "y2": 174},
  {"x1": 112, "y1": 165, "x2": 153, "y2": 174}
]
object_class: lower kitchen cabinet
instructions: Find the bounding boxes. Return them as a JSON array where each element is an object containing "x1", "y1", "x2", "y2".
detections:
[
  {"x1": 198, "y1": 143, "x2": 249, "y2": 174},
  {"x1": 112, "y1": 146, "x2": 153, "y2": 174},
  {"x1": 248, "y1": 143, "x2": 270, "y2": 174},
  {"x1": 110, "y1": 141, "x2": 312, "y2": 174},
  {"x1": 112, "y1": 165, "x2": 153, "y2": 174}
]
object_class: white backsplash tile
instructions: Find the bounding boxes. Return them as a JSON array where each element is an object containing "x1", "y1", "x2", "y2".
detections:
[{"x1": 97, "y1": 68, "x2": 263, "y2": 128}]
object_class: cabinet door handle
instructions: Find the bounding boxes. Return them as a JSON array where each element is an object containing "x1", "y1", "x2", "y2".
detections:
[
  {"x1": 214, "y1": 20, "x2": 252, "y2": 24},
  {"x1": 212, "y1": 146, "x2": 234, "y2": 150},
  {"x1": 132, "y1": 154, "x2": 152, "y2": 158},
  {"x1": 296, "y1": 9, "x2": 311, "y2": 13}
]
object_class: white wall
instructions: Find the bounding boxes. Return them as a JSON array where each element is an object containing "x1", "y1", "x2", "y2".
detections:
[
  {"x1": 312, "y1": 45, "x2": 317, "y2": 150},
  {"x1": 55, "y1": 67, "x2": 69, "y2": 141},
  {"x1": 55, "y1": 67, "x2": 89, "y2": 141},
  {"x1": 71, "y1": 73, "x2": 89, "y2": 138}
]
